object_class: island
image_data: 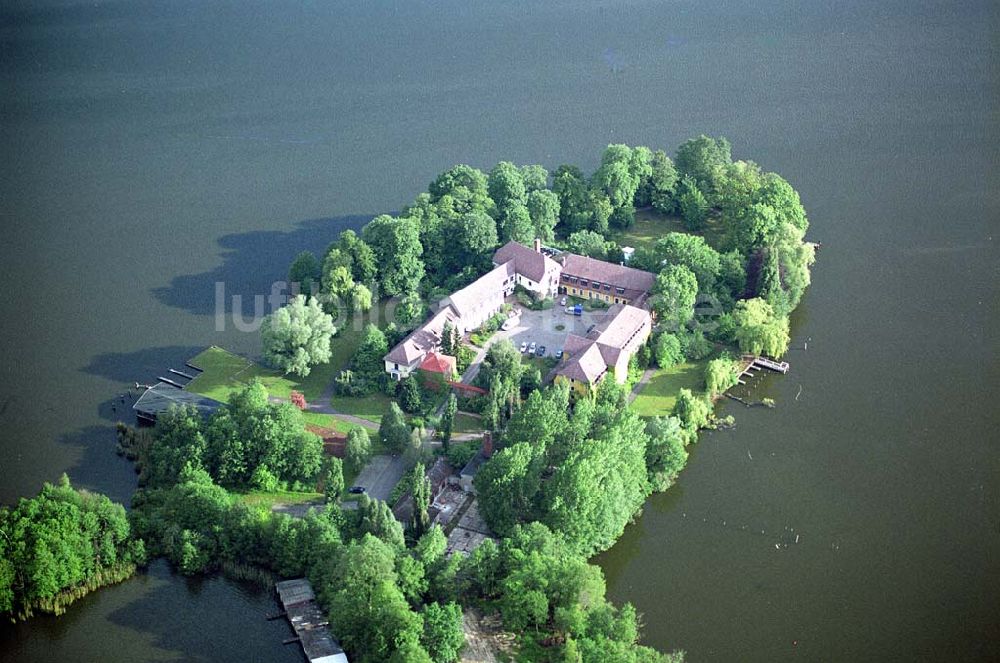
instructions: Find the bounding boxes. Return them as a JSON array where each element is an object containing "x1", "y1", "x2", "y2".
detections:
[{"x1": 1, "y1": 136, "x2": 815, "y2": 663}]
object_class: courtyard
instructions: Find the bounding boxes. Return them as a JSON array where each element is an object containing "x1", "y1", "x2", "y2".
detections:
[{"x1": 494, "y1": 300, "x2": 605, "y2": 360}]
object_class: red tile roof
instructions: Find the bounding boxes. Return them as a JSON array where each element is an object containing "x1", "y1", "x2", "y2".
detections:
[{"x1": 419, "y1": 351, "x2": 457, "y2": 375}]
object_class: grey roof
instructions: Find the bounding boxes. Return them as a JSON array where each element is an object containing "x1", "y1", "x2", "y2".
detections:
[
  {"x1": 385, "y1": 306, "x2": 459, "y2": 365},
  {"x1": 133, "y1": 383, "x2": 222, "y2": 419},
  {"x1": 493, "y1": 240, "x2": 559, "y2": 283},
  {"x1": 555, "y1": 304, "x2": 651, "y2": 386},
  {"x1": 276, "y1": 579, "x2": 348, "y2": 663},
  {"x1": 560, "y1": 253, "x2": 655, "y2": 301}
]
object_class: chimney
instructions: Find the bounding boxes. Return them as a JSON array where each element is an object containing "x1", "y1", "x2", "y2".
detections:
[
  {"x1": 534, "y1": 238, "x2": 541, "y2": 253},
  {"x1": 481, "y1": 432, "x2": 493, "y2": 458}
]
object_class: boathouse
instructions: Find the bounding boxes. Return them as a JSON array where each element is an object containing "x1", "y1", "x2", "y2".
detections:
[{"x1": 275, "y1": 578, "x2": 348, "y2": 663}]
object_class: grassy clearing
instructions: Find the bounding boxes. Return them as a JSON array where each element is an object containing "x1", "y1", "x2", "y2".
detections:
[
  {"x1": 610, "y1": 208, "x2": 727, "y2": 252},
  {"x1": 301, "y1": 411, "x2": 359, "y2": 434},
  {"x1": 329, "y1": 392, "x2": 393, "y2": 425},
  {"x1": 236, "y1": 490, "x2": 323, "y2": 508},
  {"x1": 185, "y1": 303, "x2": 387, "y2": 403},
  {"x1": 452, "y1": 412, "x2": 484, "y2": 434},
  {"x1": 630, "y1": 359, "x2": 709, "y2": 417}
]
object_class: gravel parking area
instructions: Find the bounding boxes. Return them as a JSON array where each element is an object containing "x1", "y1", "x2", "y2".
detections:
[{"x1": 500, "y1": 304, "x2": 603, "y2": 359}]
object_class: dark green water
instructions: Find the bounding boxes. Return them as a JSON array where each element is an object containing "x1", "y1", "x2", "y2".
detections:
[{"x1": 1, "y1": 1, "x2": 997, "y2": 660}]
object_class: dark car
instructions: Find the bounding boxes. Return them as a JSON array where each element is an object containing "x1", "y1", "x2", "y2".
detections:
[
  {"x1": 348, "y1": 486, "x2": 366, "y2": 495},
  {"x1": 536, "y1": 345, "x2": 546, "y2": 357}
]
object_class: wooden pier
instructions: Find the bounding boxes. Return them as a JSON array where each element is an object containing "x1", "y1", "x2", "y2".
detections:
[
  {"x1": 732, "y1": 355, "x2": 791, "y2": 391},
  {"x1": 751, "y1": 356, "x2": 790, "y2": 374}
]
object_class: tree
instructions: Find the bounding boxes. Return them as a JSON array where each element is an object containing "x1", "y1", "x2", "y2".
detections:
[
  {"x1": 325, "y1": 457, "x2": 345, "y2": 504},
  {"x1": 552, "y1": 165, "x2": 591, "y2": 233},
  {"x1": 261, "y1": 294, "x2": 336, "y2": 377},
  {"x1": 345, "y1": 427, "x2": 372, "y2": 475},
  {"x1": 474, "y1": 441, "x2": 545, "y2": 535},
  {"x1": 672, "y1": 389, "x2": 711, "y2": 432},
  {"x1": 362, "y1": 215, "x2": 425, "y2": 296},
  {"x1": 677, "y1": 175, "x2": 709, "y2": 230},
  {"x1": 408, "y1": 464, "x2": 431, "y2": 540},
  {"x1": 645, "y1": 416, "x2": 689, "y2": 491},
  {"x1": 653, "y1": 233, "x2": 721, "y2": 292},
  {"x1": 288, "y1": 250, "x2": 321, "y2": 296},
  {"x1": 731, "y1": 298, "x2": 790, "y2": 358},
  {"x1": 440, "y1": 393, "x2": 457, "y2": 452},
  {"x1": 541, "y1": 409, "x2": 650, "y2": 556},
  {"x1": 355, "y1": 497, "x2": 406, "y2": 549},
  {"x1": 337, "y1": 229, "x2": 379, "y2": 284},
  {"x1": 651, "y1": 265, "x2": 698, "y2": 331},
  {"x1": 498, "y1": 203, "x2": 534, "y2": 244},
  {"x1": 321, "y1": 251, "x2": 355, "y2": 307},
  {"x1": 380, "y1": 402, "x2": 411, "y2": 453},
  {"x1": 354, "y1": 324, "x2": 389, "y2": 378},
  {"x1": 326, "y1": 535, "x2": 421, "y2": 661},
  {"x1": 429, "y1": 165, "x2": 493, "y2": 217},
  {"x1": 1, "y1": 477, "x2": 145, "y2": 620},
  {"x1": 421, "y1": 601, "x2": 465, "y2": 663},
  {"x1": 397, "y1": 376, "x2": 423, "y2": 414},
  {"x1": 567, "y1": 230, "x2": 608, "y2": 260},
  {"x1": 675, "y1": 134, "x2": 732, "y2": 201},
  {"x1": 654, "y1": 333, "x2": 683, "y2": 368},
  {"x1": 646, "y1": 149, "x2": 679, "y2": 214},
  {"x1": 145, "y1": 404, "x2": 207, "y2": 487},
  {"x1": 527, "y1": 189, "x2": 560, "y2": 242},
  {"x1": 592, "y1": 145, "x2": 641, "y2": 229},
  {"x1": 520, "y1": 164, "x2": 549, "y2": 192},
  {"x1": 488, "y1": 161, "x2": 527, "y2": 213},
  {"x1": 205, "y1": 380, "x2": 323, "y2": 489},
  {"x1": 436, "y1": 210, "x2": 498, "y2": 275},
  {"x1": 351, "y1": 283, "x2": 373, "y2": 313},
  {"x1": 705, "y1": 356, "x2": 741, "y2": 396}
]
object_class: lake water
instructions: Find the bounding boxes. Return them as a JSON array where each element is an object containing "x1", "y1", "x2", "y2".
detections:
[{"x1": 2, "y1": 1, "x2": 997, "y2": 660}]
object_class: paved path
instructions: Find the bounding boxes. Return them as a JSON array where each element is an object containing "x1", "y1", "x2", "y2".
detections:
[
  {"x1": 629, "y1": 368, "x2": 656, "y2": 403},
  {"x1": 352, "y1": 454, "x2": 408, "y2": 501}
]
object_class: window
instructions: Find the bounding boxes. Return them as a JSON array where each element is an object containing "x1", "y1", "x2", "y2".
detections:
[
  {"x1": 603, "y1": 283, "x2": 611, "y2": 291},
  {"x1": 580, "y1": 280, "x2": 589, "y2": 288},
  {"x1": 616, "y1": 287, "x2": 624, "y2": 294},
  {"x1": 394, "y1": 363, "x2": 399, "y2": 370},
  {"x1": 615, "y1": 298, "x2": 620, "y2": 304}
]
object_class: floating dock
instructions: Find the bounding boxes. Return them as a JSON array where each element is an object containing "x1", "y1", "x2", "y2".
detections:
[{"x1": 274, "y1": 579, "x2": 348, "y2": 663}]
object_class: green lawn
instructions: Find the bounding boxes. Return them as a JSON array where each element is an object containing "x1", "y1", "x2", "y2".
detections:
[
  {"x1": 610, "y1": 208, "x2": 728, "y2": 252},
  {"x1": 236, "y1": 490, "x2": 323, "y2": 508},
  {"x1": 452, "y1": 412, "x2": 484, "y2": 434},
  {"x1": 184, "y1": 346, "x2": 255, "y2": 402},
  {"x1": 185, "y1": 303, "x2": 385, "y2": 404},
  {"x1": 630, "y1": 360, "x2": 709, "y2": 417},
  {"x1": 301, "y1": 411, "x2": 360, "y2": 434},
  {"x1": 329, "y1": 392, "x2": 393, "y2": 425}
]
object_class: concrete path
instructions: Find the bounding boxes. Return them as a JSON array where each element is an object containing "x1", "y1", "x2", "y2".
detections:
[{"x1": 629, "y1": 368, "x2": 656, "y2": 402}]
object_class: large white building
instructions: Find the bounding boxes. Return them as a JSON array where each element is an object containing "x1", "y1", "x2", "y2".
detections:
[{"x1": 384, "y1": 240, "x2": 560, "y2": 380}]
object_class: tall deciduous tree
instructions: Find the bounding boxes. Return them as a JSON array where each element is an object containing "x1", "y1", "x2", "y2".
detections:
[
  {"x1": 362, "y1": 215, "x2": 425, "y2": 296},
  {"x1": 261, "y1": 294, "x2": 336, "y2": 377},
  {"x1": 651, "y1": 265, "x2": 698, "y2": 331}
]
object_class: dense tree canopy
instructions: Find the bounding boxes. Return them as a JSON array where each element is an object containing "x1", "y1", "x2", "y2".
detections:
[
  {"x1": 0, "y1": 476, "x2": 145, "y2": 620},
  {"x1": 362, "y1": 215, "x2": 425, "y2": 296}
]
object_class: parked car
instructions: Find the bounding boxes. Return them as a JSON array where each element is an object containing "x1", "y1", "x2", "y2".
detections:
[
  {"x1": 555, "y1": 349, "x2": 563, "y2": 359},
  {"x1": 528, "y1": 341, "x2": 537, "y2": 354},
  {"x1": 519, "y1": 341, "x2": 528, "y2": 353},
  {"x1": 536, "y1": 345, "x2": 546, "y2": 357},
  {"x1": 560, "y1": 296, "x2": 567, "y2": 306},
  {"x1": 348, "y1": 486, "x2": 366, "y2": 495}
]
